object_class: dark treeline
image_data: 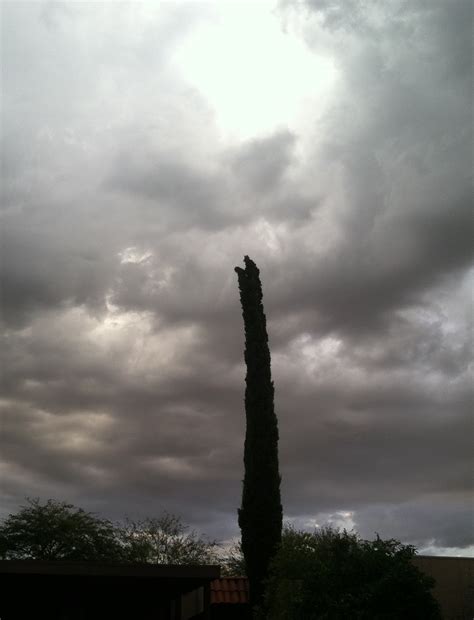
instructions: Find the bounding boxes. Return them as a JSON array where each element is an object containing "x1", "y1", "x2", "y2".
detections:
[
  {"x1": 0, "y1": 498, "x2": 441, "y2": 618},
  {"x1": 0, "y1": 498, "x2": 218, "y2": 565}
]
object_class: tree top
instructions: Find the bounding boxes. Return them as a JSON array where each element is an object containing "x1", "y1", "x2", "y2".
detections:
[{"x1": 234, "y1": 255, "x2": 260, "y2": 278}]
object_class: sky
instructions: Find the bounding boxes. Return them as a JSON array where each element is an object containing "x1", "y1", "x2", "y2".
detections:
[{"x1": 1, "y1": 0, "x2": 473, "y2": 556}]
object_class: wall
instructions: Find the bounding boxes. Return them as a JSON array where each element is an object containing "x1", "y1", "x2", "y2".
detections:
[{"x1": 413, "y1": 556, "x2": 474, "y2": 620}]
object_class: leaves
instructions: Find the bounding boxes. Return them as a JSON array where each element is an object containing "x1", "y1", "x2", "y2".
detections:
[
  {"x1": 235, "y1": 256, "x2": 282, "y2": 607},
  {"x1": 118, "y1": 513, "x2": 219, "y2": 565},
  {"x1": 0, "y1": 498, "x2": 123, "y2": 561},
  {"x1": 262, "y1": 526, "x2": 442, "y2": 619},
  {"x1": 220, "y1": 539, "x2": 247, "y2": 576},
  {"x1": 0, "y1": 499, "x2": 219, "y2": 566}
]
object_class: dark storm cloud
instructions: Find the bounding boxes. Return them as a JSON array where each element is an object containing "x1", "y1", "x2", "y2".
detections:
[
  {"x1": 270, "y1": 0, "x2": 474, "y2": 335},
  {"x1": 276, "y1": 189, "x2": 473, "y2": 334},
  {"x1": 0, "y1": 224, "x2": 115, "y2": 327},
  {"x1": 356, "y1": 497, "x2": 474, "y2": 550},
  {"x1": 1, "y1": 1, "x2": 217, "y2": 327},
  {"x1": 104, "y1": 151, "x2": 233, "y2": 232},
  {"x1": 1, "y1": 0, "x2": 472, "y2": 553},
  {"x1": 226, "y1": 130, "x2": 296, "y2": 194},
  {"x1": 103, "y1": 128, "x2": 310, "y2": 239}
]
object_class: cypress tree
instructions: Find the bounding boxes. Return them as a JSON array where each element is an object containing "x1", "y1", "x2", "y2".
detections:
[{"x1": 235, "y1": 255, "x2": 282, "y2": 610}]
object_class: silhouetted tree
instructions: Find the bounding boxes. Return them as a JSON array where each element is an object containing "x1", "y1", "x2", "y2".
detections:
[
  {"x1": 235, "y1": 256, "x2": 282, "y2": 610},
  {"x1": 262, "y1": 526, "x2": 441, "y2": 619},
  {"x1": 0, "y1": 498, "x2": 123, "y2": 561},
  {"x1": 220, "y1": 539, "x2": 246, "y2": 576},
  {"x1": 118, "y1": 512, "x2": 219, "y2": 565},
  {"x1": 0, "y1": 499, "x2": 220, "y2": 566}
]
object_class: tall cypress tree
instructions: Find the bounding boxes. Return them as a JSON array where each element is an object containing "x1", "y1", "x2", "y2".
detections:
[{"x1": 235, "y1": 256, "x2": 282, "y2": 610}]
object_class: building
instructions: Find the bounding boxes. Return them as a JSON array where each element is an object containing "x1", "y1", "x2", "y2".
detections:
[
  {"x1": 1, "y1": 556, "x2": 472, "y2": 619},
  {"x1": 0, "y1": 560, "x2": 220, "y2": 620},
  {"x1": 413, "y1": 556, "x2": 474, "y2": 620},
  {"x1": 210, "y1": 577, "x2": 250, "y2": 619}
]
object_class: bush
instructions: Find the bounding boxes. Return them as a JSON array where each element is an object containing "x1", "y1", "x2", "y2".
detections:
[{"x1": 261, "y1": 526, "x2": 441, "y2": 619}]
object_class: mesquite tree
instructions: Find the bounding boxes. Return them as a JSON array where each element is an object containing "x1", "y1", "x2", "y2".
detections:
[{"x1": 235, "y1": 256, "x2": 282, "y2": 609}]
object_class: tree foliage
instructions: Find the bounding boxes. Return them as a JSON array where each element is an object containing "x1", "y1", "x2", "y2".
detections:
[
  {"x1": 261, "y1": 526, "x2": 441, "y2": 620},
  {"x1": 235, "y1": 256, "x2": 283, "y2": 608},
  {"x1": 0, "y1": 499, "x2": 219, "y2": 566},
  {"x1": 220, "y1": 539, "x2": 247, "y2": 576},
  {"x1": 118, "y1": 513, "x2": 219, "y2": 565},
  {"x1": 0, "y1": 498, "x2": 123, "y2": 561}
]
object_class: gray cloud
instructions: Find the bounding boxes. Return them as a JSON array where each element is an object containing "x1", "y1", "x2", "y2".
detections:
[
  {"x1": 226, "y1": 130, "x2": 296, "y2": 194},
  {"x1": 1, "y1": 0, "x2": 472, "y2": 553}
]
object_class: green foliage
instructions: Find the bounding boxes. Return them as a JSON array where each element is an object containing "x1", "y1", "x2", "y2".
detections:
[
  {"x1": 220, "y1": 539, "x2": 247, "y2": 576},
  {"x1": 261, "y1": 526, "x2": 442, "y2": 620},
  {"x1": 0, "y1": 498, "x2": 123, "y2": 561},
  {"x1": 235, "y1": 256, "x2": 283, "y2": 607},
  {"x1": 118, "y1": 513, "x2": 219, "y2": 565},
  {"x1": 0, "y1": 499, "x2": 219, "y2": 566}
]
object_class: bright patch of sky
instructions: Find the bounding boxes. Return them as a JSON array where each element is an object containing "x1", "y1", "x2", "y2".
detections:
[
  {"x1": 418, "y1": 544, "x2": 474, "y2": 558},
  {"x1": 172, "y1": 1, "x2": 337, "y2": 141}
]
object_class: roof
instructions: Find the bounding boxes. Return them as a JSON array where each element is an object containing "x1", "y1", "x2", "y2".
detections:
[
  {"x1": 0, "y1": 560, "x2": 220, "y2": 580},
  {"x1": 210, "y1": 577, "x2": 249, "y2": 604}
]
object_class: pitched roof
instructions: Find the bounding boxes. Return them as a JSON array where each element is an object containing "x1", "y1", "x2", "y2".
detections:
[{"x1": 210, "y1": 576, "x2": 249, "y2": 604}]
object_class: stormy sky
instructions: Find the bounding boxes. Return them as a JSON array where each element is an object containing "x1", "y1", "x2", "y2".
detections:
[{"x1": 1, "y1": 1, "x2": 472, "y2": 555}]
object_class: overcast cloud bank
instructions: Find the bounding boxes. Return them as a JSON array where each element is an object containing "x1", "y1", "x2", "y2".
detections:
[{"x1": 1, "y1": 1, "x2": 472, "y2": 554}]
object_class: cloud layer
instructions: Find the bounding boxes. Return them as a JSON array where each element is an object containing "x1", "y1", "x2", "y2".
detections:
[{"x1": 1, "y1": 1, "x2": 472, "y2": 552}]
